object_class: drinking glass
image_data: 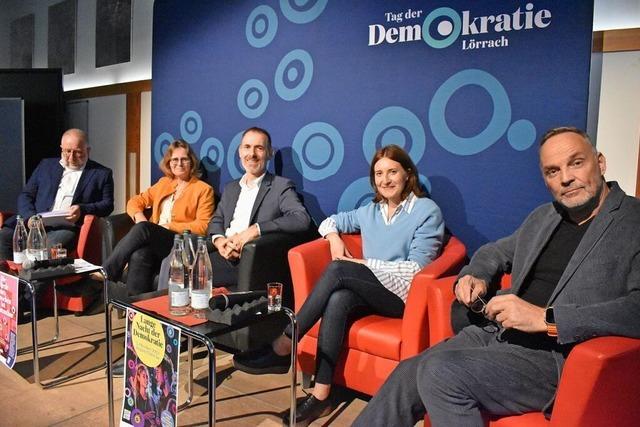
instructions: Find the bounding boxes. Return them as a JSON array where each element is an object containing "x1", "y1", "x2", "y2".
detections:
[{"x1": 267, "y1": 282, "x2": 283, "y2": 312}]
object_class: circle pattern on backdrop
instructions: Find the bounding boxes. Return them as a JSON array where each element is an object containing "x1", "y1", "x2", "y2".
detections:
[
  {"x1": 237, "y1": 79, "x2": 269, "y2": 119},
  {"x1": 200, "y1": 137, "x2": 225, "y2": 172},
  {"x1": 275, "y1": 49, "x2": 314, "y2": 101},
  {"x1": 338, "y1": 177, "x2": 373, "y2": 212},
  {"x1": 429, "y1": 69, "x2": 512, "y2": 156},
  {"x1": 246, "y1": 5, "x2": 278, "y2": 48},
  {"x1": 292, "y1": 122, "x2": 344, "y2": 181},
  {"x1": 154, "y1": 132, "x2": 174, "y2": 165},
  {"x1": 180, "y1": 110, "x2": 202, "y2": 144},
  {"x1": 419, "y1": 174, "x2": 432, "y2": 195},
  {"x1": 280, "y1": 0, "x2": 328, "y2": 24},
  {"x1": 226, "y1": 131, "x2": 245, "y2": 179},
  {"x1": 422, "y1": 7, "x2": 462, "y2": 49},
  {"x1": 362, "y1": 106, "x2": 426, "y2": 163},
  {"x1": 507, "y1": 119, "x2": 537, "y2": 151}
]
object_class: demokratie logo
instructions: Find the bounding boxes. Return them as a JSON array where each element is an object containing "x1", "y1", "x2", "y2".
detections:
[{"x1": 368, "y1": 3, "x2": 552, "y2": 50}]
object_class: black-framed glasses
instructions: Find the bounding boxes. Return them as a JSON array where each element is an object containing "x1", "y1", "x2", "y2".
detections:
[{"x1": 170, "y1": 157, "x2": 191, "y2": 165}]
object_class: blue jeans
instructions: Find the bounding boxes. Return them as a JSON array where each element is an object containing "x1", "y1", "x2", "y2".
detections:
[{"x1": 284, "y1": 260, "x2": 405, "y2": 384}]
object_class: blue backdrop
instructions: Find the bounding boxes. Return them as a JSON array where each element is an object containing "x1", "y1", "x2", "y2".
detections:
[{"x1": 152, "y1": 0, "x2": 593, "y2": 254}]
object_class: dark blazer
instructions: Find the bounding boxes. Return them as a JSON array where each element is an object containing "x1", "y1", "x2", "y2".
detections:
[
  {"x1": 9, "y1": 158, "x2": 114, "y2": 227},
  {"x1": 459, "y1": 182, "x2": 640, "y2": 362},
  {"x1": 208, "y1": 173, "x2": 311, "y2": 237}
]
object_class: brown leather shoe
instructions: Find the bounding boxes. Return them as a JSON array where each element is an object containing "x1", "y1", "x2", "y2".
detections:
[{"x1": 282, "y1": 394, "x2": 335, "y2": 426}]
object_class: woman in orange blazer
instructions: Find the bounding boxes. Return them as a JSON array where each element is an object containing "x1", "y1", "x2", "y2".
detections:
[{"x1": 103, "y1": 139, "x2": 214, "y2": 295}]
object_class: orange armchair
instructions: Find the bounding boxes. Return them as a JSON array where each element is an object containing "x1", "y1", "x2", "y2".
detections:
[
  {"x1": 288, "y1": 234, "x2": 466, "y2": 396},
  {"x1": 424, "y1": 276, "x2": 640, "y2": 427}
]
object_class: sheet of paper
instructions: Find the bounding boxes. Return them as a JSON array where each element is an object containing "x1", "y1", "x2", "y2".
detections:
[
  {"x1": 38, "y1": 210, "x2": 74, "y2": 228},
  {"x1": 73, "y1": 258, "x2": 102, "y2": 274}
]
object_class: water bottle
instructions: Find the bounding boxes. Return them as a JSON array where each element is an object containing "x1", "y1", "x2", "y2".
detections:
[
  {"x1": 26, "y1": 215, "x2": 48, "y2": 261},
  {"x1": 36, "y1": 214, "x2": 48, "y2": 254},
  {"x1": 190, "y1": 236, "x2": 212, "y2": 318},
  {"x1": 168, "y1": 235, "x2": 190, "y2": 316},
  {"x1": 12, "y1": 215, "x2": 28, "y2": 264},
  {"x1": 182, "y1": 230, "x2": 196, "y2": 291}
]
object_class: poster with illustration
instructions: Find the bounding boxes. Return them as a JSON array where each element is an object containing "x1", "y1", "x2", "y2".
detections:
[
  {"x1": 0, "y1": 272, "x2": 19, "y2": 369},
  {"x1": 120, "y1": 309, "x2": 180, "y2": 427}
]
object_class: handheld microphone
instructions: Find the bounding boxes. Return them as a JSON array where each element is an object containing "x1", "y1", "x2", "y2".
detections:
[
  {"x1": 22, "y1": 257, "x2": 73, "y2": 270},
  {"x1": 209, "y1": 290, "x2": 267, "y2": 310}
]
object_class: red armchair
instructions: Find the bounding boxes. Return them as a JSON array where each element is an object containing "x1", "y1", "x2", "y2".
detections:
[
  {"x1": 1, "y1": 212, "x2": 102, "y2": 312},
  {"x1": 424, "y1": 276, "x2": 640, "y2": 427},
  {"x1": 288, "y1": 234, "x2": 466, "y2": 396},
  {"x1": 0, "y1": 211, "x2": 13, "y2": 228},
  {"x1": 42, "y1": 214, "x2": 103, "y2": 312}
]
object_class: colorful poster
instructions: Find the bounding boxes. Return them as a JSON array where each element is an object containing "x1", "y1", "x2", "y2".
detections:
[
  {"x1": 120, "y1": 309, "x2": 180, "y2": 427},
  {"x1": 0, "y1": 272, "x2": 19, "y2": 369}
]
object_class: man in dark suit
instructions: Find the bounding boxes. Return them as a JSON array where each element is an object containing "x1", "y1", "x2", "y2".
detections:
[
  {"x1": 158, "y1": 126, "x2": 310, "y2": 287},
  {"x1": 0, "y1": 128, "x2": 114, "y2": 261},
  {"x1": 354, "y1": 127, "x2": 640, "y2": 426}
]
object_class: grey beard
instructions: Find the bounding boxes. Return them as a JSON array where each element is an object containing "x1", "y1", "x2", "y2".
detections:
[{"x1": 561, "y1": 178, "x2": 605, "y2": 219}]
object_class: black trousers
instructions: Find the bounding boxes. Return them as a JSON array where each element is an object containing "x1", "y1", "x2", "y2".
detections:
[
  {"x1": 103, "y1": 222, "x2": 176, "y2": 295},
  {"x1": 284, "y1": 260, "x2": 405, "y2": 384}
]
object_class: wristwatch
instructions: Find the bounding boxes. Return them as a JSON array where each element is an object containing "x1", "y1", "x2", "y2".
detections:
[{"x1": 545, "y1": 306, "x2": 558, "y2": 337}]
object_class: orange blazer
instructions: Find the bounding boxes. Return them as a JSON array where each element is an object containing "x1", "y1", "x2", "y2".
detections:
[{"x1": 126, "y1": 176, "x2": 215, "y2": 235}]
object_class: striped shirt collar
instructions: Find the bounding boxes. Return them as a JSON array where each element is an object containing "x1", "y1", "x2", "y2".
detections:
[{"x1": 379, "y1": 192, "x2": 416, "y2": 225}]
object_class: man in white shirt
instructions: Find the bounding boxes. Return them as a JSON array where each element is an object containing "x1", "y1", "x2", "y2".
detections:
[
  {"x1": 0, "y1": 128, "x2": 114, "y2": 261},
  {"x1": 158, "y1": 127, "x2": 311, "y2": 288}
]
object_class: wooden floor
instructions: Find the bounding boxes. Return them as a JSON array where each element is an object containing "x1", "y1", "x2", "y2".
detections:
[{"x1": 0, "y1": 307, "x2": 370, "y2": 426}]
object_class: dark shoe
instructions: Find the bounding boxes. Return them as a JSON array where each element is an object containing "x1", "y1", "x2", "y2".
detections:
[
  {"x1": 233, "y1": 344, "x2": 290, "y2": 375},
  {"x1": 282, "y1": 394, "x2": 335, "y2": 426},
  {"x1": 110, "y1": 360, "x2": 124, "y2": 377}
]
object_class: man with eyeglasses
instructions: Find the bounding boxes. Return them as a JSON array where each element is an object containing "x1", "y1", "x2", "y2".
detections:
[
  {"x1": 354, "y1": 127, "x2": 640, "y2": 426},
  {"x1": 0, "y1": 128, "x2": 114, "y2": 261}
]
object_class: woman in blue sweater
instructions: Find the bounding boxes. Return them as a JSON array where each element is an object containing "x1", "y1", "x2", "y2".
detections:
[{"x1": 234, "y1": 144, "x2": 445, "y2": 424}]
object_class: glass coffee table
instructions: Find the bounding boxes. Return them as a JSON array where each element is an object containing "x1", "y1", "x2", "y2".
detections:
[
  {"x1": 1, "y1": 261, "x2": 108, "y2": 388},
  {"x1": 105, "y1": 290, "x2": 298, "y2": 427}
]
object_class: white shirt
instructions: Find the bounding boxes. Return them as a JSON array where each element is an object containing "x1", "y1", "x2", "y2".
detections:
[
  {"x1": 52, "y1": 160, "x2": 84, "y2": 211},
  {"x1": 211, "y1": 174, "x2": 265, "y2": 243},
  {"x1": 158, "y1": 194, "x2": 175, "y2": 226}
]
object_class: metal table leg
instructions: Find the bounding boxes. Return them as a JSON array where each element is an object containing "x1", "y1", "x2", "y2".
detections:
[
  {"x1": 25, "y1": 281, "x2": 40, "y2": 386},
  {"x1": 18, "y1": 279, "x2": 60, "y2": 357},
  {"x1": 106, "y1": 301, "x2": 115, "y2": 427},
  {"x1": 206, "y1": 339, "x2": 216, "y2": 427},
  {"x1": 284, "y1": 308, "x2": 298, "y2": 426},
  {"x1": 178, "y1": 337, "x2": 194, "y2": 411}
]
